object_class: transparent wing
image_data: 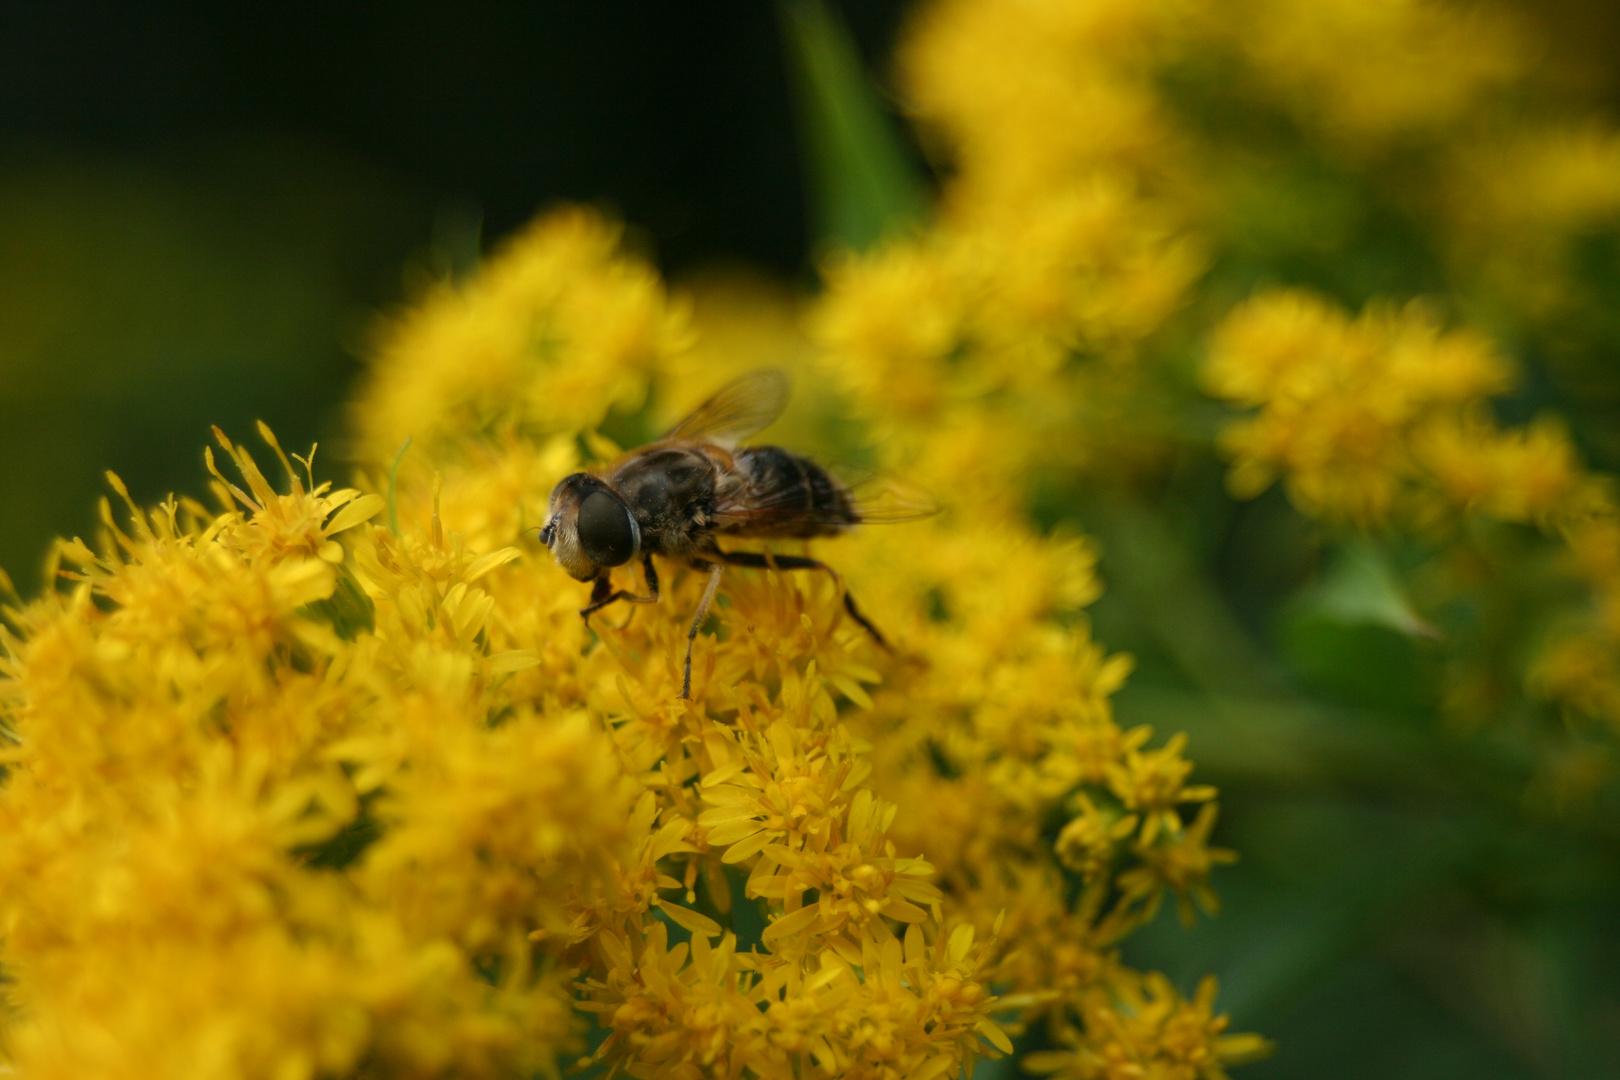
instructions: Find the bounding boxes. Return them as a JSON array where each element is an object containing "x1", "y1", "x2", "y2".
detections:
[
  {"x1": 711, "y1": 465, "x2": 940, "y2": 529},
  {"x1": 664, "y1": 369, "x2": 791, "y2": 448},
  {"x1": 839, "y1": 473, "x2": 942, "y2": 524}
]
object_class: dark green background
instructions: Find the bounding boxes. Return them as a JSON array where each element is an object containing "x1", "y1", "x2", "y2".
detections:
[{"x1": 0, "y1": 0, "x2": 912, "y2": 592}]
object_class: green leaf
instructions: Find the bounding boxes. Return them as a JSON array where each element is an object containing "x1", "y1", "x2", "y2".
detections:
[
  {"x1": 1300, "y1": 539, "x2": 1437, "y2": 640},
  {"x1": 386, "y1": 436, "x2": 411, "y2": 537},
  {"x1": 1279, "y1": 540, "x2": 1438, "y2": 713},
  {"x1": 779, "y1": 0, "x2": 927, "y2": 251},
  {"x1": 299, "y1": 564, "x2": 376, "y2": 641}
]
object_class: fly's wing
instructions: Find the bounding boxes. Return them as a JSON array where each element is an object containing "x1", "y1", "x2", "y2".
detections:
[
  {"x1": 839, "y1": 473, "x2": 942, "y2": 524},
  {"x1": 663, "y1": 369, "x2": 791, "y2": 449},
  {"x1": 711, "y1": 464, "x2": 940, "y2": 530}
]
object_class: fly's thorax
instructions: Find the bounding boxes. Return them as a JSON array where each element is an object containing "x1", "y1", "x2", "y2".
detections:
[{"x1": 607, "y1": 444, "x2": 725, "y2": 553}]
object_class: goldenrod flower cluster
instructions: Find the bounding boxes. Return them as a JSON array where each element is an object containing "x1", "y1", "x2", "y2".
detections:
[
  {"x1": 890, "y1": 0, "x2": 1616, "y2": 339},
  {"x1": 1202, "y1": 286, "x2": 1620, "y2": 778},
  {"x1": 809, "y1": 0, "x2": 1604, "y2": 493},
  {"x1": 0, "y1": 435, "x2": 591, "y2": 1078},
  {"x1": 1202, "y1": 289, "x2": 1601, "y2": 528},
  {"x1": 0, "y1": 198, "x2": 1259, "y2": 1079},
  {"x1": 1141, "y1": 0, "x2": 1620, "y2": 775},
  {"x1": 856, "y1": 0, "x2": 1620, "y2": 797}
]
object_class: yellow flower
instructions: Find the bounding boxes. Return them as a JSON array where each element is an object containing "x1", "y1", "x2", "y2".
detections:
[
  {"x1": 1412, "y1": 410, "x2": 1607, "y2": 526},
  {"x1": 1442, "y1": 124, "x2": 1620, "y2": 319},
  {"x1": 1205, "y1": 289, "x2": 1513, "y2": 524},
  {"x1": 581, "y1": 918, "x2": 1010, "y2": 1080},
  {"x1": 1206, "y1": 283, "x2": 1620, "y2": 754},
  {"x1": 1120, "y1": 803, "x2": 1237, "y2": 927},
  {"x1": 1025, "y1": 974, "x2": 1272, "y2": 1080},
  {"x1": 0, "y1": 434, "x2": 581, "y2": 1078},
  {"x1": 2, "y1": 197, "x2": 1254, "y2": 1075},
  {"x1": 1106, "y1": 732, "x2": 1218, "y2": 846},
  {"x1": 1233, "y1": 0, "x2": 1525, "y2": 151},
  {"x1": 352, "y1": 207, "x2": 691, "y2": 469},
  {"x1": 1057, "y1": 790, "x2": 1141, "y2": 881},
  {"x1": 4, "y1": 0, "x2": 1297, "y2": 1063}
]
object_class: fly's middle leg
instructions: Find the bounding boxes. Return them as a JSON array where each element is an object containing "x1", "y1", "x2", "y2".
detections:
[
  {"x1": 680, "y1": 561, "x2": 725, "y2": 700},
  {"x1": 711, "y1": 548, "x2": 887, "y2": 649}
]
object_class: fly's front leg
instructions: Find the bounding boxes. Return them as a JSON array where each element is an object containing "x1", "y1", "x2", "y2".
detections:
[
  {"x1": 608, "y1": 555, "x2": 663, "y2": 628},
  {"x1": 581, "y1": 576, "x2": 613, "y2": 628},
  {"x1": 580, "y1": 555, "x2": 662, "y2": 626},
  {"x1": 680, "y1": 560, "x2": 725, "y2": 700},
  {"x1": 713, "y1": 548, "x2": 887, "y2": 649}
]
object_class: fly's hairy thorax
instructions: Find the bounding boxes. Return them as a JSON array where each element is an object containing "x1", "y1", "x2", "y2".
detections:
[
  {"x1": 607, "y1": 443, "x2": 729, "y2": 556},
  {"x1": 604, "y1": 441, "x2": 858, "y2": 555}
]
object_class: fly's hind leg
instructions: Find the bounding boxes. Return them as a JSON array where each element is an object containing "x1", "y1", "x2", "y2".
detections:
[
  {"x1": 580, "y1": 556, "x2": 661, "y2": 631},
  {"x1": 711, "y1": 549, "x2": 887, "y2": 649},
  {"x1": 681, "y1": 560, "x2": 725, "y2": 700}
]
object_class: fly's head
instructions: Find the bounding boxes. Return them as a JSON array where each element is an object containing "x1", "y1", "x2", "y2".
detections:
[{"x1": 542, "y1": 473, "x2": 641, "y2": 581}]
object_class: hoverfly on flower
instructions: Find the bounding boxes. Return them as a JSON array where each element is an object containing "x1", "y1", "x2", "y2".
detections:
[{"x1": 539, "y1": 369, "x2": 935, "y2": 697}]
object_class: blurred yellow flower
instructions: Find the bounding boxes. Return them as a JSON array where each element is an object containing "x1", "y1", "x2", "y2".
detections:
[
  {"x1": 1024, "y1": 973, "x2": 1270, "y2": 1080},
  {"x1": 1205, "y1": 289, "x2": 1514, "y2": 524},
  {"x1": 1207, "y1": 283, "x2": 1620, "y2": 779}
]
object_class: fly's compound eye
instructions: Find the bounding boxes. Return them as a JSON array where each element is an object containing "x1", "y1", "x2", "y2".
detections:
[{"x1": 576, "y1": 490, "x2": 640, "y2": 567}]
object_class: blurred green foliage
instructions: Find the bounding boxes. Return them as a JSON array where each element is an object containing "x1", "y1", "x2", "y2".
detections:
[
  {"x1": 0, "y1": 140, "x2": 429, "y2": 592},
  {"x1": 779, "y1": 0, "x2": 925, "y2": 253}
]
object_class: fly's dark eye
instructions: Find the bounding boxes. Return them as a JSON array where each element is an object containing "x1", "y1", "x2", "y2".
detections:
[{"x1": 577, "y1": 491, "x2": 638, "y2": 567}]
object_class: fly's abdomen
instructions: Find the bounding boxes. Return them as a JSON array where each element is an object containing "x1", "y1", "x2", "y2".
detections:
[{"x1": 733, "y1": 446, "x2": 856, "y2": 537}]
